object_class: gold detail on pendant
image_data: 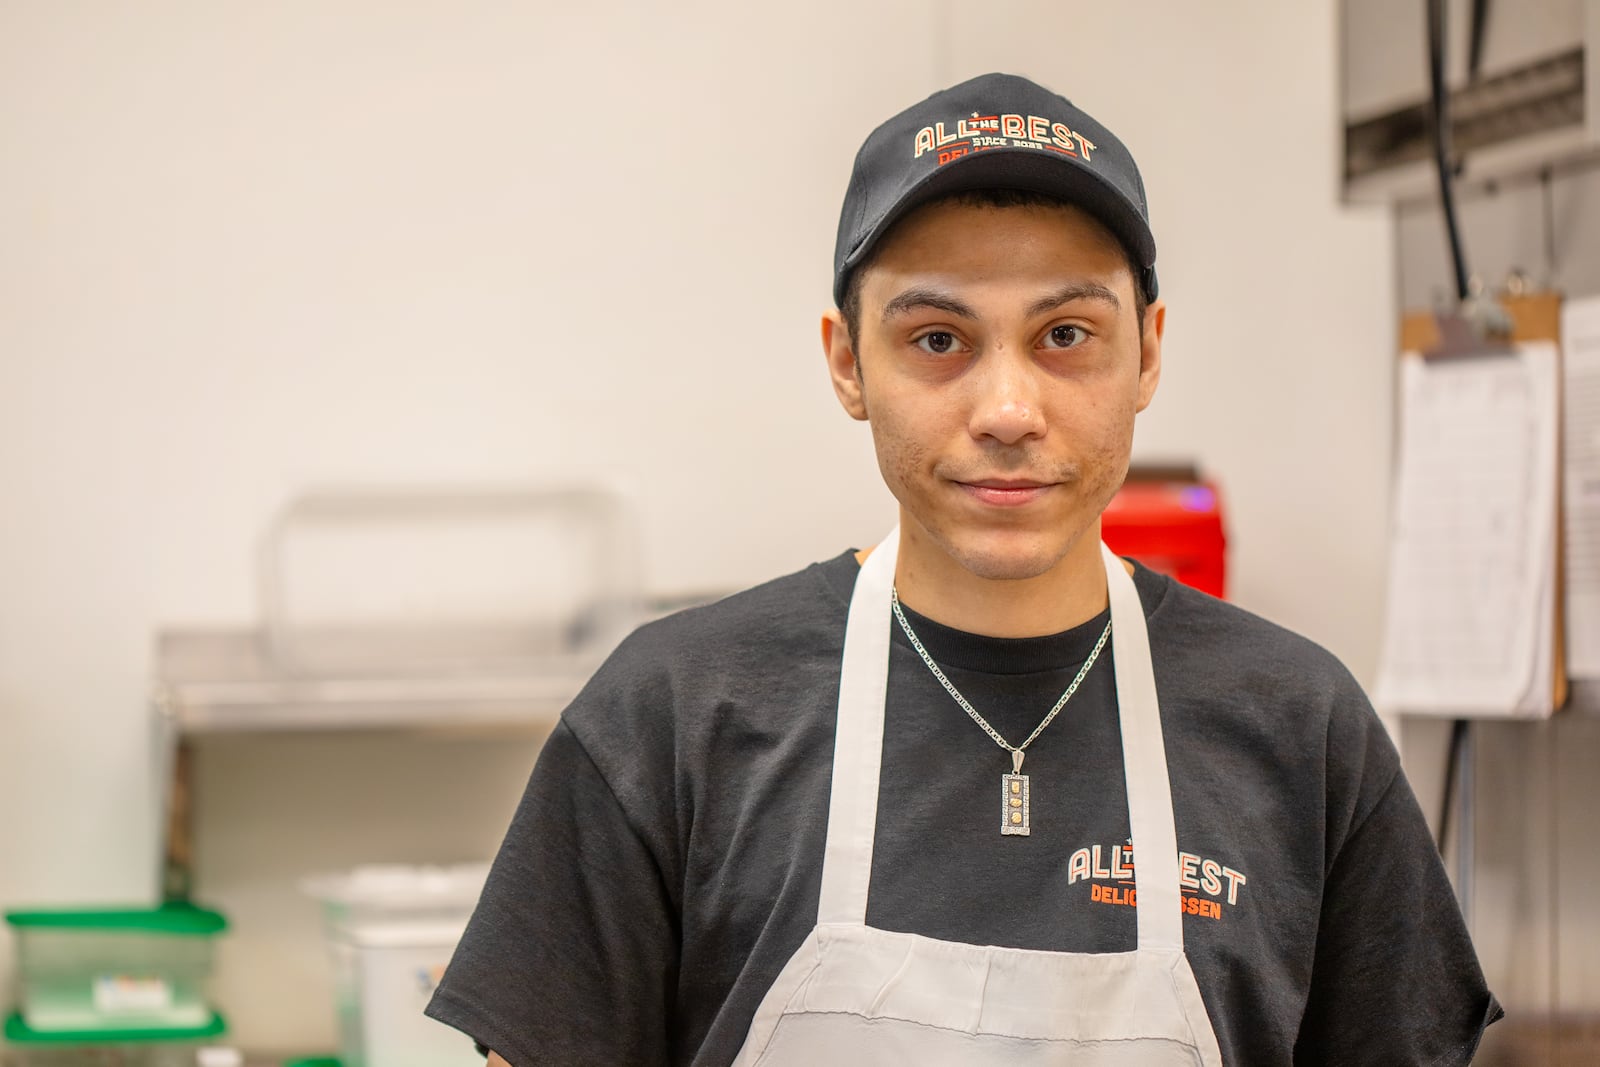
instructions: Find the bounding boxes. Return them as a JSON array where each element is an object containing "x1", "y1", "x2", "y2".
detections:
[{"x1": 1002, "y1": 773, "x2": 1031, "y2": 836}]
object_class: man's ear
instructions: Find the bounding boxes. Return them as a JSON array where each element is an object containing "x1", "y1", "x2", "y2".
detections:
[
  {"x1": 1135, "y1": 298, "x2": 1165, "y2": 413},
  {"x1": 822, "y1": 310, "x2": 868, "y2": 421}
]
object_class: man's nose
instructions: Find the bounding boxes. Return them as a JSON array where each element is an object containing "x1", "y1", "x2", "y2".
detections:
[{"x1": 967, "y1": 349, "x2": 1046, "y2": 445}]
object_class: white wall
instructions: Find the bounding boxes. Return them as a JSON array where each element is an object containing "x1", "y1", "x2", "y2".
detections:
[{"x1": 0, "y1": 0, "x2": 1394, "y2": 1051}]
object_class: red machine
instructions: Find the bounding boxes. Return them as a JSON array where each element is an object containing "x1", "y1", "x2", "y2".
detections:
[{"x1": 1101, "y1": 472, "x2": 1227, "y2": 599}]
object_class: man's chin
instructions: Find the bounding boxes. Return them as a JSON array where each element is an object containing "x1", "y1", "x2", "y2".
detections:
[
  {"x1": 951, "y1": 554, "x2": 1062, "y2": 583},
  {"x1": 898, "y1": 507, "x2": 1099, "y2": 584},
  {"x1": 940, "y1": 534, "x2": 1079, "y2": 583}
]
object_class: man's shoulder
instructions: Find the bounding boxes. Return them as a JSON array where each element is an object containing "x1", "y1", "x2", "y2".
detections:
[
  {"x1": 558, "y1": 550, "x2": 857, "y2": 791},
  {"x1": 568, "y1": 549, "x2": 857, "y2": 713},
  {"x1": 1140, "y1": 564, "x2": 1357, "y2": 680},
  {"x1": 1135, "y1": 564, "x2": 1371, "y2": 730},
  {"x1": 626, "y1": 549, "x2": 856, "y2": 659}
]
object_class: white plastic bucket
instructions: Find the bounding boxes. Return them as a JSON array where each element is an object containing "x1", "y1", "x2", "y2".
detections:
[{"x1": 301, "y1": 865, "x2": 488, "y2": 1067}]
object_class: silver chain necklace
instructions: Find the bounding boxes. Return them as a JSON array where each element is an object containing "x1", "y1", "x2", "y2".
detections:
[{"x1": 890, "y1": 587, "x2": 1111, "y2": 836}]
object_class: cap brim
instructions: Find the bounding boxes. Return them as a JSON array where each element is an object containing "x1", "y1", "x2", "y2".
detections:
[{"x1": 836, "y1": 147, "x2": 1157, "y2": 306}]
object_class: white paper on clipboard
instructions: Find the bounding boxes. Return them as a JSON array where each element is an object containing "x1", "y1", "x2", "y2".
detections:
[
  {"x1": 1374, "y1": 341, "x2": 1560, "y2": 717},
  {"x1": 1563, "y1": 297, "x2": 1600, "y2": 679}
]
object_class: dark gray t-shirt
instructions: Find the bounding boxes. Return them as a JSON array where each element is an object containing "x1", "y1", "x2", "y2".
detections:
[{"x1": 427, "y1": 552, "x2": 1499, "y2": 1065}]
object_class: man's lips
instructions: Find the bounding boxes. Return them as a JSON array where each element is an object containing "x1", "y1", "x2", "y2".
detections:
[{"x1": 954, "y1": 478, "x2": 1056, "y2": 506}]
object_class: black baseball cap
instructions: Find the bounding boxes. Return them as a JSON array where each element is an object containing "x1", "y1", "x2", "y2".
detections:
[{"x1": 833, "y1": 72, "x2": 1157, "y2": 308}]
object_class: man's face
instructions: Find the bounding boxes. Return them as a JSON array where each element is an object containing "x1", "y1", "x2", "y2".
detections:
[{"x1": 823, "y1": 198, "x2": 1164, "y2": 587}]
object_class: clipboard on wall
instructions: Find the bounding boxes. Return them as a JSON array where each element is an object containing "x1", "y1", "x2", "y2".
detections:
[{"x1": 1376, "y1": 292, "x2": 1568, "y2": 718}]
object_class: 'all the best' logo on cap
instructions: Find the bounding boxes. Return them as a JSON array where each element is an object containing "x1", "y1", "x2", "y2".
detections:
[{"x1": 832, "y1": 72, "x2": 1157, "y2": 307}]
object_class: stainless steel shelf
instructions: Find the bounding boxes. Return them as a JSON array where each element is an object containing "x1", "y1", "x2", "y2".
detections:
[{"x1": 155, "y1": 628, "x2": 601, "y2": 734}]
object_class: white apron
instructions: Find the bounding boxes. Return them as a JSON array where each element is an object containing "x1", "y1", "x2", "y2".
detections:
[{"x1": 730, "y1": 530, "x2": 1225, "y2": 1066}]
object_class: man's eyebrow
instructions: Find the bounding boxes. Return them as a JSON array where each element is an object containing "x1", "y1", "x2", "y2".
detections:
[
  {"x1": 881, "y1": 287, "x2": 977, "y2": 323},
  {"x1": 880, "y1": 283, "x2": 1122, "y2": 323},
  {"x1": 1025, "y1": 282, "x2": 1121, "y2": 318}
]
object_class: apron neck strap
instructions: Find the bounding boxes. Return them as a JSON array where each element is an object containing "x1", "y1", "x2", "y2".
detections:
[
  {"x1": 817, "y1": 528, "x2": 898, "y2": 925},
  {"x1": 1103, "y1": 542, "x2": 1183, "y2": 951}
]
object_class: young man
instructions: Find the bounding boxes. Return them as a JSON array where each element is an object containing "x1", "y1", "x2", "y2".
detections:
[{"x1": 428, "y1": 73, "x2": 1499, "y2": 1065}]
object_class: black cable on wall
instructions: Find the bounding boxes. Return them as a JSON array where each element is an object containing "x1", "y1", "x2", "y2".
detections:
[{"x1": 1429, "y1": 0, "x2": 1472, "y2": 302}]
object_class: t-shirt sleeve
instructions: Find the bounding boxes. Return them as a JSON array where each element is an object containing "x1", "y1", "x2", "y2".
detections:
[
  {"x1": 1293, "y1": 708, "x2": 1502, "y2": 1066},
  {"x1": 425, "y1": 718, "x2": 678, "y2": 1067}
]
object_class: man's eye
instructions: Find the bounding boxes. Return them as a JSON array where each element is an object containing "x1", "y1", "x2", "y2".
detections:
[
  {"x1": 915, "y1": 331, "x2": 959, "y2": 355},
  {"x1": 1044, "y1": 324, "x2": 1086, "y2": 348}
]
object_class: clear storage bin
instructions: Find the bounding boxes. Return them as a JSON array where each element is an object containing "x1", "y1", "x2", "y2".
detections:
[
  {"x1": 4, "y1": 907, "x2": 226, "y2": 1034},
  {"x1": 3, "y1": 1011, "x2": 227, "y2": 1066}
]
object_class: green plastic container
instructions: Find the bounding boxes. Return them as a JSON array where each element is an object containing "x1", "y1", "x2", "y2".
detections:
[
  {"x1": 3, "y1": 1011, "x2": 227, "y2": 1066},
  {"x1": 4, "y1": 905, "x2": 227, "y2": 1034}
]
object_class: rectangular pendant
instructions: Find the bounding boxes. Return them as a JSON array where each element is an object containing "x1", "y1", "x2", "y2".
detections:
[{"x1": 1002, "y1": 773, "x2": 1030, "y2": 836}]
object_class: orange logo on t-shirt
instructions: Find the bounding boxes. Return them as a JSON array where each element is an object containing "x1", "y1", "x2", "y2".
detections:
[{"x1": 1069, "y1": 842, "x2": 1247, "y2": 921}]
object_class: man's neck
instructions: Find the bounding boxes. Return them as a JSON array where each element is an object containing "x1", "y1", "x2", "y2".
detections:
[{"x1": 859, "y1": 519, "x2": 1117, "y2": 639}]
